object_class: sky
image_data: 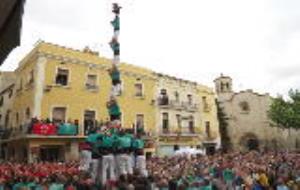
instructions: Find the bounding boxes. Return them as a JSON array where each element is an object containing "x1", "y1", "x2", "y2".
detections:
[{"x1": 1, "y1": 0, "x2": 300, "y2": 97}]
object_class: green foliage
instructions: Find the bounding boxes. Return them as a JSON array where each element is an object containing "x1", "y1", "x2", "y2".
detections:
[
  {"x1": 268, "y1": 89, "x2": 300, "y2": 129},
  {"x1": 216, "y1": 99, "x2": 232, "y2": 152}
]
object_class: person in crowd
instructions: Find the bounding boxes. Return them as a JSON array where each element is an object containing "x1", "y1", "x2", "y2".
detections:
[
  {"x1": 78, "y1": 139, "x2": 92, "y2": 172},
  {"x1": 0, "y1": 148, "x2": 299, "y2": 189},
  {"x1": 116, "y1": 129, "x2": 134, "y2": 177},
  {"x1": 98, "y1": 129, "x2": 117, "y2": 186},
  {"x1": 58, "y1": 119, "x2": 77, "y2": 136},
  {"x1": 86, "y1": 127, "x2": 103, "y2": 184},
  {"x1": 132, "y1": 133, "x2": 147, "y2": 177}
]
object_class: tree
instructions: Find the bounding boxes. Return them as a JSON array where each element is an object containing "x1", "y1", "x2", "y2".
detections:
[
  {"x1": 216, "y1": 100, "x2": 232, "y2": 152},
  {"x1": 268, "y1": 89, "x2": 300, "y2": 130}
]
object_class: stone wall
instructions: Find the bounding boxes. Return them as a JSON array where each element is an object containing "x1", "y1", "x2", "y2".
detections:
[{"x1": 215, "y1": 75, "x2": 300, "y2": 151}]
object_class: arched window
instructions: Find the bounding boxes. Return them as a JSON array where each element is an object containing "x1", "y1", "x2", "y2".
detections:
[
  {"x1": 226, "y1": 83, "x2": 230, "y2": 90},
  {"x1": 220, "y1": 82, "x2": 224, "y2": 92},
  {"x1": 239, "y1": 101, "x2": 250, "y2": 112}
]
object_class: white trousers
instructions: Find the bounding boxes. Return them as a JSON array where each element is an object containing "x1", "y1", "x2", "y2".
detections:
[
  {"x1": 101, "y1": 154, "x2": 116, "y2": 185},
  {"x1": 116, "y1": 154, "x2": 133, "y2": 176},
  {"x1": 111, "y1": 84, "x2": 122, "y2": 96},
  {"x1": 136, "y1": 155, "x2": 148, "y2": 177},
  {"x1": 112, "y1": 56, "x2": 120, "y2": 64},
  {"x1": 91, "y1": 159, "x2": 100, "y2": 183},
  {"x1": 79, "y1": 150, "x2": 92, "y2": 172}
]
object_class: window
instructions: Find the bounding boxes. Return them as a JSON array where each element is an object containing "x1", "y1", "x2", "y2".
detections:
[
  {"x1": 202, "y1": 96, "x2": 208, "y2": 110},
  {"x1": 220, "y1": 82, "x2": 224, "y2": 92},
  {"x1": 239, "y1": 101, "x2": 250, "y2": 112},
  {"x1": 162, "y1": 113, "x2": 169, "y2": 133},
  {"x1": 28, "y1": 70, "x2": 34, "y2": 84},
  {"x1": 205, "y1": 121, "x2": 211, "y2": 138},
  {"x1": 174, "y1": 91, "x2": 180, "y2": 102},
  {"x1": 189, "y1": 115, "x2": 194, "y2": 133},
  {"x1": 16, "y1": 112, "x2": 19, "y2": 127},
  {"x1": 226, "y1": 83, "x2": 230, "y2": 90},
  {"x1": 135, "y1": 83, "x2": 143, "y2": 97},
  {"x1": 176, "y1": 114, "x2": 181, "y2": 128},
  {"x1": 86, "y1": 74, "x2": 97, "y2": 89},
  {"x1": 84, "y1": 110, "x2": 96, "y2": 135},
  {"x1": 187, "y1": 94, "x2": 193, "y2": 104},
  {"x1": 25, "y1": 107, "x2": 31, "y2": 120},
  {"x1": 0, "y1": 96, "x2": 3, "y2": 107},
  {"x1": 202, "y1": 96, "x2": 207, "y2": 104},
  {"x1": 136, "y1": 114, "x2": 144, "y2": 132},
  {"x1": 159, "y1": 89, "x2": 169, "y2": 105},
  {"x1": 52, "y1": 107, "x2": 67, "y2": 125},
  {"x1": 55, "y1": 68, "x2": 69, "y2": 86}
]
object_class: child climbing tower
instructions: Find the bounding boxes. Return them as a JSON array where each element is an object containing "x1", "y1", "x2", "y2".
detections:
[{"x1": 107, "y1": 3, "x2": 122, "y2": 124}]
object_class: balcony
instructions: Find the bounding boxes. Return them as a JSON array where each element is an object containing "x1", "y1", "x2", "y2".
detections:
[
  {"x1": 182, "y1": 102, "x2": 199, "y2": 112},
  {"x1": 159, "y1": 127, "x2": 199, "y2": 137},
  {"x1": 157, "y1": 98, "x2": 199, "y2": 112},
  {"x1": 157, "y1": 97, "x2": 170, "y2": 108},
  {"x1": 5, "y1": 122, "x2": 81, "y2": 140}
]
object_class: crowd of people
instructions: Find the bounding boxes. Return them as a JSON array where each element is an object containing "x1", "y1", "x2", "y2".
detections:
[
  {"x1": 147, "y1": 151, "x2": 300, "y2": 190},
  {"x1": 0, "y1": 150, "x2": 299, "y2": 189}
]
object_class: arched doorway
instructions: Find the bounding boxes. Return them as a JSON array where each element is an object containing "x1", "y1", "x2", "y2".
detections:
[
  {"x1": 247, "y1": 138, "x2": 259, "y2": 150},
  {"x1": 239, "y1": 133, "x2": 260, "y2": 151}
]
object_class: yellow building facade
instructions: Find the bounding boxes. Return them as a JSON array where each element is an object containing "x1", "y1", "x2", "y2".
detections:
[
  {"x1": 154, "y1": 74, "x2": 220, "y2": 155},
  {"x1": 1, "y1": 42, "x2": 156, "y2": 162}
]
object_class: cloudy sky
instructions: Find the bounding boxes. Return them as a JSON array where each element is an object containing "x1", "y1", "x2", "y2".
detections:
[{"x1": 1, "y1": 0, "x2": 300, "y2": 97}]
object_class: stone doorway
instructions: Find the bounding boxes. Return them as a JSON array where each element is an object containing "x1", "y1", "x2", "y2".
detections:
[
  {"x1": 239, "y1": 132, "x2": 259, "y2": 151},
  {"x1": 247, "y1": 138, "x2": 259, "y2": 150}
]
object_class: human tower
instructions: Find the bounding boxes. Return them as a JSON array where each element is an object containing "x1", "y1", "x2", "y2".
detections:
[{"x1": 79, "y1": 3, "x2": 147, "y2": 186}]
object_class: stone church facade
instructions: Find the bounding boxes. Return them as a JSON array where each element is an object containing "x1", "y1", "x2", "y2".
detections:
[{"x1": 214, "y1": 74, "x2": 300, "y2": 151}]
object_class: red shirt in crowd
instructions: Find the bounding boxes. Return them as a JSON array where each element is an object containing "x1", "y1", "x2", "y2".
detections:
[{"x1": 32, "y1": 122, "x2": 57, "y2": 135}]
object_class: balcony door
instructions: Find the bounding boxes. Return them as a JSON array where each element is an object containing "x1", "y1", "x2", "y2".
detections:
[{"x1": 84, "y1": 110, "x2": 96, "y2": 135}]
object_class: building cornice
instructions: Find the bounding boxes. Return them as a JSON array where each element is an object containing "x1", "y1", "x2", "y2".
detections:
[{"x1": 37, "y1": 51, "x2": 157, "y2": 81}]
